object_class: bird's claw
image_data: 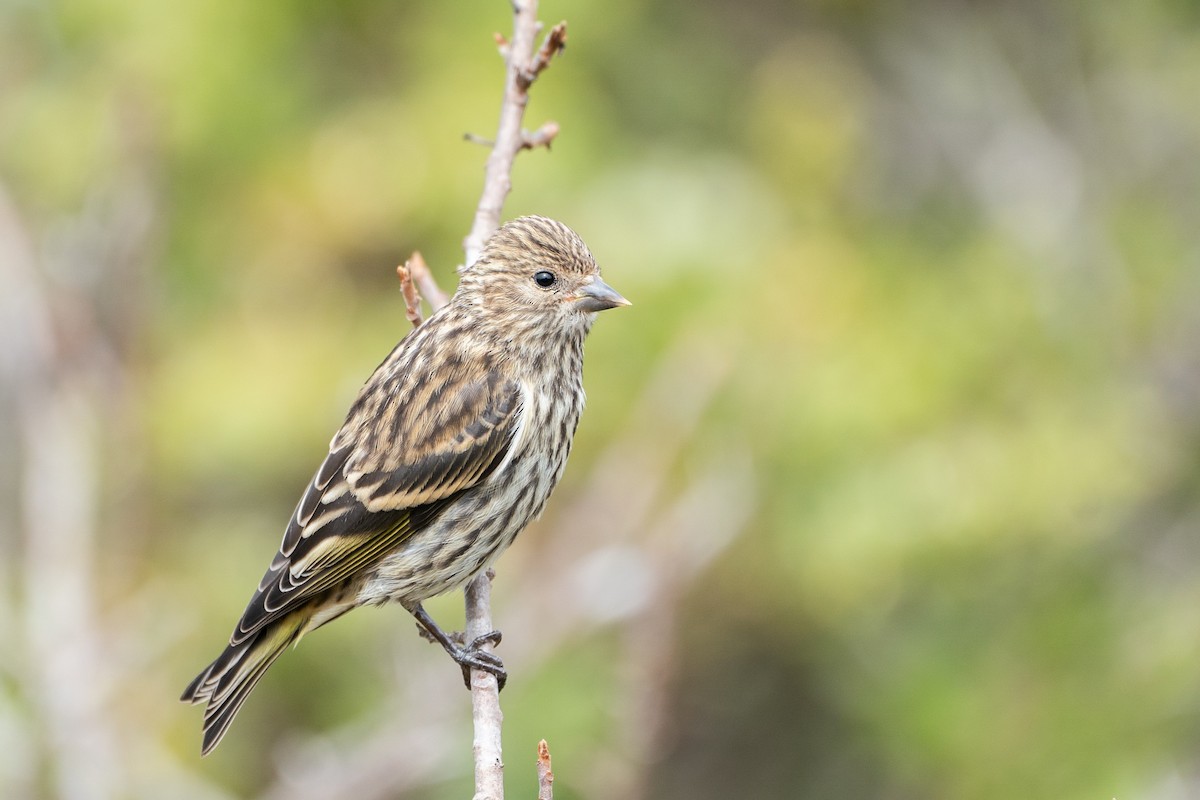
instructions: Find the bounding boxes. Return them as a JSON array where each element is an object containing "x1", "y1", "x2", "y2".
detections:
[
  {"x1": 470, "y1": 629, "x2": 502, "y2": 649},
  {"x1": 452, "y1": 629, "x2": 506, "y2": 690},
  {"x1": 408, "y1": 606, "x2": 506, "y2": 689}
]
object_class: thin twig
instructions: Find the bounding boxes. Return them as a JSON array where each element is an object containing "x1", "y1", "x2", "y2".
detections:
[
  {"x1": 466, "y1": 569, "x2": 504, "y2": 800},
  {"x1": 461, "y1": 0, "x2": 565, "y2": 270},
  {"x1": 464, "y1": 132, "x2": 496, "y2": 147},
  {"x1": 395, "y1": 257, "x2": 424, "y2": 328},
  {"x1": 521, "y1": 22, "x2": 568, "y2": 87},
  {"x1": 464, "y1": 122, "x2": 559, "y2": 152},
  {"x1": 398, "y1": 250, "x2": 450, "y2": 325},
  {"x1": 407, "y1": 250, "x2": 450, "y2": 311},
  {"x1": 536, "y1": 740, "x2": 554, "y2": 800}
]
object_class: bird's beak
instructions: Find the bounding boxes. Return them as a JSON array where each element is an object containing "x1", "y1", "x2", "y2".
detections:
[{"x1": 573, "y1": 277, "x2": 631, "y2": 313}]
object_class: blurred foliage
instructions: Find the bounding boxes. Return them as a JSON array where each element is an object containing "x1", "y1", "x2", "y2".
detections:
[{"x1": 3, "y1": 0, "x2": 1200, "y2": 798}]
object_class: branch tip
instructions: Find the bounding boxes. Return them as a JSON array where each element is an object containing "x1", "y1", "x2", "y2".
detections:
[
  {"x1": 464, "y1": 132, "x2": 496, "y2": 147},
  {"x1": 520, "y1": 121, "x2": 560, "y2": 151},
  {"x1": 519, "y1": 21, "x2": 568, "y2": 87},
  {"x1": 493, "y1": 32, "x2": 511, "y2": 59},
  {"x1": 537, "y1": 739, "x2": 554, "y2": 800},
  {"x1": 397, "y1": 254, "x2": 425, "y2": 327},
  {"x1": 405, "y1": 250, "x2": 449, "y2": 312}
]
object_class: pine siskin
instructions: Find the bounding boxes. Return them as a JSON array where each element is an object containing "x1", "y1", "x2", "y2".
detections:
[{"x1": 181, "y1": 216, "x2": 629, "y2": 755}]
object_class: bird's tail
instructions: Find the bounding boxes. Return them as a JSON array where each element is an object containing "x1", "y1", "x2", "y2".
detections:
[{"x1": 180, "y1": 612, "x2": 308, "y2": 755}]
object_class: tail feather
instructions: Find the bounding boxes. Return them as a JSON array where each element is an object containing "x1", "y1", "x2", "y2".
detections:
[{"x1": 181, "y1": 613, "x2": 308, "y2": 755}]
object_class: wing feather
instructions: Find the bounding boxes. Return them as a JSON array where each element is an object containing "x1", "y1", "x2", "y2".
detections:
[{"x1": 229, "y1": 367, "x2": 523, "y2": 645}]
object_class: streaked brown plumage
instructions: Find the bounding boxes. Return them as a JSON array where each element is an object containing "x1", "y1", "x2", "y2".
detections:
[{"x1": 181, "y1": 216, "x2": 628, "y2": 755}]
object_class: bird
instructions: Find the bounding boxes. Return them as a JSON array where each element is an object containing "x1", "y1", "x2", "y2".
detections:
[{"x1": 181, "y1": 216, "x2": 629, "y2": 755}]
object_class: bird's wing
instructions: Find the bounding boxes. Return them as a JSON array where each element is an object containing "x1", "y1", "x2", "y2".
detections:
[
  {"x1": 341, "y1": 368, "x2": 525, "y2": 511},
  {"x1": 229, "y1": 369, "x2": 524, "y2": 645}
]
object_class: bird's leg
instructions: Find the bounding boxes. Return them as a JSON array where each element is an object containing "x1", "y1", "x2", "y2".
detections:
[{"x1": 408, "y1": 603, "x2": 507, "y2": 690}]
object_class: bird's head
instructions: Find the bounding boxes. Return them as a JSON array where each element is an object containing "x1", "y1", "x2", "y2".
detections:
[{"x1": 458, "y1": 216, "x2": 630, "y2": 331}]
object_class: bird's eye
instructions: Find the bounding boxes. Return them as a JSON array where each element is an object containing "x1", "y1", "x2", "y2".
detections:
[{"x1": 533, "y1": 270, "x2": 556, "y2": 288}]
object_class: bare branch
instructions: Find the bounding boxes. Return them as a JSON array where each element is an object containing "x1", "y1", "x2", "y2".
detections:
[
  {"x1": 521, "y1": 22, "x2": 568, "y2": 87},
  {"x1": 537, "y1": 740, "x2": 554, "y2": 800},
  {"x1": 396, "y1": 250, "x2": 451, "y2": 325},
  {"x1": 465, "y1": 132, "x2": 496, "y2": 147},
  {"x1": 395, "y1": 257, "x2": 424, "y2": 328},
  {"x1": 467, "y1": 569, "x2": 505, "y2": 800},
  {"x1": 466, "y1": 123, "x2": 558, "y2": 151},
  {"x1": 407, "y1": 250, "x2": 450, "y2": 311},
  {"x1": 461, "y1": 0, "x2": 563, "y2": 270}
]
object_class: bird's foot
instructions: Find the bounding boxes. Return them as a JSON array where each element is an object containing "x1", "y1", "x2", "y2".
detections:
[
  {"x1": 409, "y1": 604, "x2": 506, "y2": 690},
  {"x1": 450, "y1": 630, "x2": 506, "y2": 690},
  {"x1": 416, "y1": 624, "x2": 466, "y2": 647}
]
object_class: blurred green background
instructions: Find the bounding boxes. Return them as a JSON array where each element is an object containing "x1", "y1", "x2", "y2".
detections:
[{"x1": 3, "y1": 0, "x2": 1199, "y2": 798}]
